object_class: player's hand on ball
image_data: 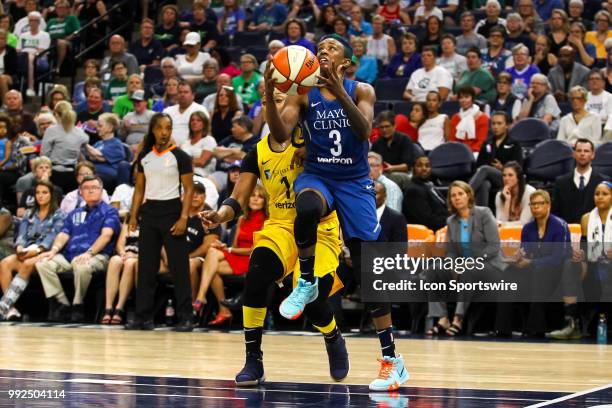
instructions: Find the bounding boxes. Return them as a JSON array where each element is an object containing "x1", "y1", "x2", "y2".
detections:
[
  {"x1": 316, "y1": 59, "x2": 347, "y2": 97},
  {"x1": 200, "y1": 210, "x2": 221, "y2": 229}
]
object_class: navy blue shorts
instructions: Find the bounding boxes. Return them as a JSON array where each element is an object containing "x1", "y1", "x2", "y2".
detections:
[{"x1": 294, "y1": 172, "x2": 381, "y2": 242}]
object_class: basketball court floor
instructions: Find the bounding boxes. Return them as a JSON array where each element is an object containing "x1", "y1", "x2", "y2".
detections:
[{"x1": 0, "y1": 324, "x2": 611, "y2": 407}]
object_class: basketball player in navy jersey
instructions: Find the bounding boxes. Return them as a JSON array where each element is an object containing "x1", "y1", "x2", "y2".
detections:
[{"x1": 264, "y1": 34, "x2": 409, "y2": 391}]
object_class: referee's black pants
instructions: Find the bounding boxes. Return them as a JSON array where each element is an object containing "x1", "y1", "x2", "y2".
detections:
[{"x1": 136, "y1": 199, "x2": 192, "y2": 323}]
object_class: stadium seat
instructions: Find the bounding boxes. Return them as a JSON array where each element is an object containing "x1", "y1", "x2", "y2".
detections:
[
  {"x1": 268, "y1": 31, "x2": 285, "y2": 42},
  {"x1": 593, "y1": 142, "x2": 612, "y2": 178},
  {"x1": 499, "y1": 225, "x2": 523, "y2": 259},
  {"x1": 393, "y1": 101, "x2": 413, "y2": 116},
  {"x1": 429, "y1": 142, "x2": 475, "y2": 184},
  {"x1": 246, "y1": 46, "x2": 269, "y2": 63},
  {"x1": 232, "y1": 31, "x2": 268, "y2": 47},
  {"x1": 439, "y1": 101, "x2": 460, "y2": 117},
  {"x1": 374, "y1": 78, "x2": 408, "y2": 101},
  {"x1": 508, "y1": 118, "x2": 551, "y2": 151},
  {"x1": 558, "y1": 102, "x2": 572, "y2": 116},
  {"x1": 374, "y1": 101, "x2": 391, "y2": 117},
  {"x1": 413, "y1": 142, "x2": 425, "y2": 158},
  {"x1": 525, "y1": 139, "x2": 574, "y2": 185},
  {"x1": 568, "y1": 224, "x2": 582, "y2": 243},
  {"x1": 407, "y1": 224, "x2": 434, "y2": 257},
  {"x1": 430, "y1": 226, "x2": 448, "y2": 257}
]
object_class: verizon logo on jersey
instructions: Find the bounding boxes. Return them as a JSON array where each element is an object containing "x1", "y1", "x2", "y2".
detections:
[{"x1": 317, "y1": 157, "x2": 354, "y2": 164}]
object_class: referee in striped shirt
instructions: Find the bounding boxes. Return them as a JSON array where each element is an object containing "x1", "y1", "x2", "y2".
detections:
[{"x1": 129, "y1": 113, "x2": 195, "y2": 331}]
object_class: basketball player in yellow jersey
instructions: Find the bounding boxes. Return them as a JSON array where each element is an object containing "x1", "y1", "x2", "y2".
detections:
[{"x1": 201, "y1": 89, "x2": 349, "y2": 387}]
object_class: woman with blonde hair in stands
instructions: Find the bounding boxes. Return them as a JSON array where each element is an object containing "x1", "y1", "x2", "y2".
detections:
[{"x1": 41, "y1": 100, "x2": 88, "y2": 193}]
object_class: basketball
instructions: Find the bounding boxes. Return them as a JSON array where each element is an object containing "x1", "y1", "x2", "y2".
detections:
[{"x1": 271, "y1": 45, "x2": 320, "y2": 96}]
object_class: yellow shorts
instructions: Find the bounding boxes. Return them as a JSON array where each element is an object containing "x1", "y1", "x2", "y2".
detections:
[{"x1": 253, "y1": 217, "x2": 343, "y2": 295}]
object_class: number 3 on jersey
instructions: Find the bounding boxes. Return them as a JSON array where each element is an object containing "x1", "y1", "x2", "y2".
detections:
[{"x1": 328, "y1": 130, "x2": 342, "y2": 157}]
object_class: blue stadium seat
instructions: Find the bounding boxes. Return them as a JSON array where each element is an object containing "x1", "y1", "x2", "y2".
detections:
[
  {"x1": 246, "y1": 46, "x2": 269, "y2": 63},
  {"x1": 232, "y1": 31, "x2": 268, "y2": 47},
  {"x1": 413, "y1": 142, "x2": 425, "y2": 158},
  {"x1": 525, "y1": 139, "x2": 574, "y2": 184},
  {"x1": 439, "y1": 101, "x2": 460, "y2": 117},
  {"x1": 374, "y1": 101, "x2": 391, "y2": 117},
  {"x1": 429, "y1": 142, "x2": 475, "y2": 184},
  {"x1": 558, "y1": 102, "x2": 572, "y2": 116},
  {"x1": 593, "y1": 142, "x2": 612, "y2": 178},
  {"x1": 393, "y1": 101, "x2": 413, "y2": 116},
  {"x1": 374, "y1": 78, "x2": 408, "y2": 101},
  {"x1": 508, "y1": 118, "x2": 551, "y2": 151}
]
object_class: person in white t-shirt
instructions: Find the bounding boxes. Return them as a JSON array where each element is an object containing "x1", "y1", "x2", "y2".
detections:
[
  {"x1": 17, "y1": 12, "x2": 50, "y2": 98},
  {"x1": 437, "y1": 34, "x2": 467, "y2": 83},
  {"x1": 586, "y1": 69, "x2": 612, "y2": 125},
  {"x1": 414, "y1": 0, "x2": 444, "y2": 25},
  {"x1": 404, "y1": 46, "x2": 453, "y2": 102},
  {"x1": 164, "y1": 81, "x2": 209, "y2": 146},
  {"x1": 180, "y1": 110, "x2": 217, "y2": 177},
  {"x1": 13, "y1": 0, "x2": 47, "y2": 35},
  {"x1": 175, "y1": 32, "x2": 211, "y2": 85}
]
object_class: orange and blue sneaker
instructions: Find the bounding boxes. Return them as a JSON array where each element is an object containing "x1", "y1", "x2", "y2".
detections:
[
  {"x1": 369, "y1": 354, "x2": 409, "y2": 391},
  {"x1": 279, "y1": 278, "x2": 318, "y2": 320},
  {"x1": 235, "y1": 351, "x2": 265, "y2": 387}
]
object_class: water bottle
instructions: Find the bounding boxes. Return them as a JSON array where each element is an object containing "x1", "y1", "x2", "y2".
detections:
[
  {"x1": 597, "y1": 314, "x2": 607, "y2": 345},
  {"x1": 165, "y1": 299, "x2": 175, "y2": 326}
]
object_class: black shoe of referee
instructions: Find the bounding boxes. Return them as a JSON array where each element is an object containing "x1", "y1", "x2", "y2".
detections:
[{"x1": 235, "y1": 352, "x2": 265, "y2": 387}]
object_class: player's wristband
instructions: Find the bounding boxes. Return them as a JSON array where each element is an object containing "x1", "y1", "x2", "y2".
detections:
[{"x1": 222, "y1": 198, "x2": 242, "y2": 219}]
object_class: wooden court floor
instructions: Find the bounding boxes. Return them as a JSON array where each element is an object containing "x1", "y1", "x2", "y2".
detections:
[{"x1": 0, "y1": 325, "x2": 610, "y2": 394}]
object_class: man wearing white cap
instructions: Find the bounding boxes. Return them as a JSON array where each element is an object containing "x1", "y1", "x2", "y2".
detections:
[
  {"x1": 176, "y1": 32, "x2": 211, "y2": 85},
  {"x1": 17, "y1": 11, "x2": 51, "y2": 98}
]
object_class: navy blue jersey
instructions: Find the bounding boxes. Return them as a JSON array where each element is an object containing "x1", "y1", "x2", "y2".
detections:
[{"x1": 301, "y1": 78, "x2": 370, "y2": 180}]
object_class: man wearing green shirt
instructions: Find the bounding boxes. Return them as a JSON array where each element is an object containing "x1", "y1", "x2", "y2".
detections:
[
  {"x1": 112, "y1": 74, "x2": 151, "y2": 119},
  {"x1": 454, "y1": 47, "x2": 497, "y2": 102},
  {"x1": 232, "y1": 53, "x2": 262, "y2": 108},
  {"x1": 46, "y1": 0, "x2": 80, "y2": 74}
]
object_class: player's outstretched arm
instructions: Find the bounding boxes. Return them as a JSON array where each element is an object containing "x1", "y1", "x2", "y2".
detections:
[
  {"x1": 200, "y1": 172, "x2": 258, "y2": 228},
  {"x1": 263, "y1": 61, "x2": 303, "y2": 144}
]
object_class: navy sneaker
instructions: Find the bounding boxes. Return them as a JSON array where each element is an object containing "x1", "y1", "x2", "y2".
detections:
[
  {"x1": 235, "y1": 352, "x2": 265, "y2": 387},
  {"x1": 325, "y1": 334, "x2": 350, "y2": 381}
]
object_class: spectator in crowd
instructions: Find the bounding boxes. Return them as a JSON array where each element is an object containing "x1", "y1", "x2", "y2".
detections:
[
  {"x1": 76, "y1": 87, "x2": 109, "y2": 142},
  {"x1": 377, "y1": 0, "x2": 411, "y2": 24},
  {"x1": 176, "y1": 32, "x2": 211, "y2": 86},
  {"x1": 233, "y1": 53, "x2": 261, "y2": 109},
  {"x1": 0, "y1": 114, "x2": 29, "y2": 205},
  {"x1": 211, "y1": 86, "x2": 241, "y2": 143},
  {"x1": 104, "y1": 60, "x2": 129, "y2": 103},
  {"x1": 0, "y1": 29, "x2": 18, "y2": 102},
  {"x1": 129, "y1": 18, "x2": 164, "y2": 70},
  {"x1": 548, "y1": 9, "x2": 569, "y2": 55},
  {"x1": 17, "y1": 11, "x2": 50, "y2": 98},
  {"x1": 203, "y1": 73, "x2": 244, "y2": 114},
  {"x1": 85, "y1": 113, "x2": 126, "y2": 189},
  {"x1": 112, "y1": 74, "x2": 147, "y2": 119},
  {"x1": 518, "y1": 73, "x2": 561, "y2": 131},
  {"x1": 164, "y1": 81, "x2": 209, "y2": 147},
  {"x1": 553, "y1": 139, "x2": 608, "y2": 224},
  {"x1": 151, "y1": 57, "x2": 179, "y2": 97},
  {"x1": 486, "y1": 72, "x2": 523, "y2": 122},
  {"x1": 568, "y1": 0, "x2": 593, "y2": 29},
  {"x1": 450, "y1": 86, "x2": 490, "y2": 153},
  {"x1": 419, "y1": 16, "x2": 444, "y2": 55},
  {"x1": 331, "y1": 16, "x2": 350, "y2": 40},
  {"x1": 404, "y1": 102, "x2": 428, "y2": 141},
  {"x1": 402, "y1": 156, "x2": 448, "y2": 231},
  {"x1": 372, "y1": 110, "x2": 415, "y2": 189},
  {"x1": 419, "y1": 91, "x2": 450, "y2": 151},
  {"x1": 385, "y1": 33, "x2": 422, "y2": 79},
  {"x1": 13, "y1": 0, "x2": 46, "y2": 36},
  {"x1": 100, "y1": 213, "x2": 138, "y2": 325},
  {"x1": 586, "y1": 69, "x2": 612, "y2": 124},
  {"x1": 249, "y1": 0, "x2": 288, "y2": 32},
  {"x1": 548, "y1": 46, "x2": 590, "y2": 102},
  {"x1": 37, "y1": 175, "x2": 120, "y2": 323},
  {"x1": 366, "y1": 15, "x2": 396, "y2": 66},
  {"x1": 368, "y1": 152, "x2": 403, "y2": 212},
  {"x1": 99, "y1": 35, "x2": 139, "y2": 83},
  {"x1": 14, "y1": 115, "x2": 54, "y2": 201},
  {"x1": 315, "y1": 5, "x2": 337, "y2": 37},
  {"x1": 259, "y1": 40, "x2": 284, "y2": 74},
  {"x1": 568, "y1": 22, "x2": 596, "y2": 68},
  {"x1": 0, "y1": 180, "x2": 64, "y2": 321},
  {"x1": 0, "y1": 15, "x2": 18, "y2": 49},
  {"x1": 287, "y1": 0, "x2": 322, "y2": 23},
  {"x1": 46, "y1": 85, "x2": 69, "y2": 112},
  {"x1": 190, "y1": 0, "x2": 220, "y2": 52},
  {"x1": 3, "y1": 90, "x2": 38, "y2": 139},
  {"x1": 192, "y1": 185, "x2": 266, "y2": 325},
  {"x1": 181, "y1": 111, "x2": 217, "y2": 177},
  {"x1": 42, "y1": 101, "x2": 88, "y2": 193},
  {"x1": 374, "y1": 181, "x2": 407, "y2": 243},
  {"x1": 155, "y1": 4, "x2": 181, "y2": 52},
  {"x1": 495, "y1": 161, "x2": 536, "y2": 226},
  {"x1": 455, "y1": 47, "x2": 497, "y2": 102},
  {"x1": 404, "y1": 46, "x2": 452, "y2": 102},
  {"x1": 505, "y1": 13, "x2": 534, "y2": 52},
  {"x1": 503, "y1": 189, "x2": 571, "y2": 338},
  {"x1": 352, "y1": 37, "x2": 378, "y2": 84},
  {"x1": 414, "y1": 0, "x2": 442, "y2": 25},
  {"x1": 456, "y1": 12, "x2": 487, "y2": 55},
  {"x1": 506, "y1": 44, "x2": 540, "y2": 100},
  {"x1": 535, "y1": 0, "x2": 564, "y2": 22},
  {"x1": 121, "y1": 90, "x2": 154, "y2": 151},
  {"x1": 196, "y1": 59, "x2": 221, "y2": 103},
  {"x1": 533, "y1": 34, "x2": 557, "y2": 76},
  {"x1": 60, "y1": 161, "x2": 110, "y2": 214},
  {"x1": 427, "y1": 181, "x2": 502, "y2": 336},
  {"x1": 475, "y1": 0, "x2": 507, "y2": 38},
  {"x1": 481, "y1": 25, "x2": 513, "y2": 76},
  {"x1": 470, "y1": 112, "x2": 523, "y2": 206},
  {"x1": 437, "y1": 35, "x2": 467, "y2": 84},
  {"x1": 213, "y1": 116, "x2": 257, "y2": 180},
  {"x1": 281, "y1": 18, "x2": 315, "y2": 53},
  {"x1": 337, "y1": 0, "x2": 354, "y2": 19},
  {"x1": 558, "y1": 86, "x2": 603, "y2": 145},
  {"x1": 585, "y1": 11, "x2": 612, "y2": 64},
  {"x1": 73, "y1": 67, "x2": 101, "y2": 107},
  {"x1": 46, "y1": 0, "x2": 80, "y2": 75},
  {"x1": 348, "y1": 5, "x2": 372, "y2": 38},
  {"x1": 0, "y1": 204, "x2": 12, "y2": 260},
  {"x1": 153, "y1": 76, "x2": 180, "y2": 113},
  {"x1": 218, "y1": 0, "x2": 245, "y2": 36},
  {"x1": 16, "y1": 156, "x2": 61, "y2": 218}
]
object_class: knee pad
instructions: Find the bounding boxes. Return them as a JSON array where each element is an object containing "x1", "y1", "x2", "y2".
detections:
[
  {"x1": 294, "y1": 191, "x2": 324, "y2": 249},
  {"x1": 369, "y1": 302, "x2": 391, "y2": 318},
  {"x1": 243, "y1": 247, "x2": 284, "y2": 309}
]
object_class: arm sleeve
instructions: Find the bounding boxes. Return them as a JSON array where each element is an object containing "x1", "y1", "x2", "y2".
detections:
[
  {"x1": 174, "y1": 148, "x2": 194, "y2": 175},
  {"x1": 101, "y1": 140, "x2": 126, "y2": 164},
  {"x1": 240, "y1": 148, "x2": 260, "y2": 177}
]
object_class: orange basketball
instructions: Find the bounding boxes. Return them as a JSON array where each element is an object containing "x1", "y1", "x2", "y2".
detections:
[{"x1": 271, "y1": 45, "x2": 320, "y2": 96}]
